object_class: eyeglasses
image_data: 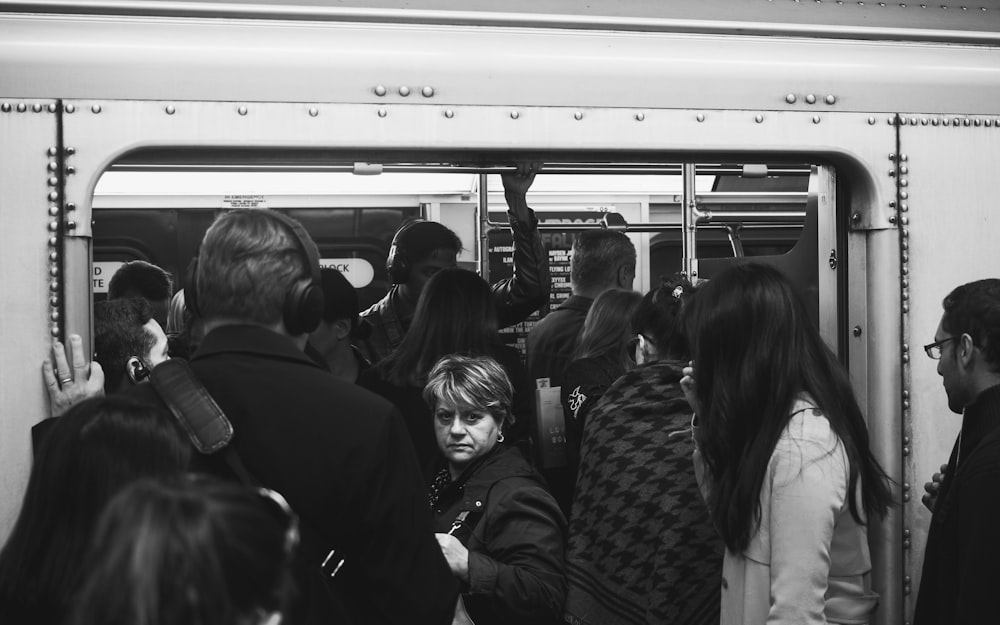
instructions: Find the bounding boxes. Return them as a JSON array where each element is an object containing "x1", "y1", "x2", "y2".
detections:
[{"x1": 923, "y1": 336, "x2": 957, "y2": 360}]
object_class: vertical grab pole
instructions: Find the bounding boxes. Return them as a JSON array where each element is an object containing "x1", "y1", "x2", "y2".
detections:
[
  {"x1": 681, "y1": 163, "x2": 699, "y2": 283},
  {"x1": 478, "y1": 172, "x2": 490, "y2": 283}
]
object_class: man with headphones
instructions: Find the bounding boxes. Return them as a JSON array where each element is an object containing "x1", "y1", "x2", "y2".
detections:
[
  {"x1": 359, "y1": 163, "x2": 550, "y2": 363},
  {"x1": 94, "y1": 297, "x2": 170, "y2": 394},
  {"x1": 126, "y1": 209, "x2": 461, "y2": 625}
]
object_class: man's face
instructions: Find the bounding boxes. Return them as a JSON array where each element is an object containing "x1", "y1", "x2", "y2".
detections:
[
  {"x1": 144, "y1": 319, "x2": 170, "y2": 368},
  {"x1": 934, "y1": 317, "x2": 968, "y2": 414},
  {"x1": 405, "y1": 248, "x2": 458, "y2": 302}
]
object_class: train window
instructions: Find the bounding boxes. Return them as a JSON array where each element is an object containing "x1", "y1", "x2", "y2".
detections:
[{"x1": 92, "y1": 158, "x2": 824, "y2": 354}]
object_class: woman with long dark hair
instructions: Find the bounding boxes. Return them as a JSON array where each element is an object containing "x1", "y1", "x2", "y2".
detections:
[
  {"x1": 0, "y1": 396, "x2": 190, "y2": 625},
  {"x1": 360, "y1": 268, "x2": 531, "y2": 482},
  {"x1": 682, "y1": 263, "x2": 893, "y2": 625}
]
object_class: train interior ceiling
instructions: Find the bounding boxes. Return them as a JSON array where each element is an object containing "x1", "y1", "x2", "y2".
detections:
[{"x1": 93, "y1": 151, "x2": 824, "y2": 350}]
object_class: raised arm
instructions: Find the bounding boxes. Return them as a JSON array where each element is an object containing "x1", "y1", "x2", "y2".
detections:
[{"x1": 494, "y1": 163, "x2": 551, "y2": 328}]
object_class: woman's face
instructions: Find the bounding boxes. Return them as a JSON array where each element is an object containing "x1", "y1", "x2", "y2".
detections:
[{"x1": 434, "y1": 398, "x2": 501, "y2": 473}]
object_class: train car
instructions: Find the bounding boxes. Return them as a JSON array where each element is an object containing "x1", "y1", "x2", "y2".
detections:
[{"x1": 3, "y1": 2, "x2": 1000, "y2": 623}]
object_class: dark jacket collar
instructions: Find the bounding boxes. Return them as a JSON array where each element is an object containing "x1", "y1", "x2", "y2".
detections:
[
  {"x1": 440, "y1": 446, "x2": 538, "y2": 507},
  {"x1": 555, "y1": 294, "x2": 594, "y2": 313},
  {"x1": 193, "y1": 324, "x2": 322, "y2": 370},
  {"x1": 960, "y1": 383, "x2": 1000, "y2": 460}
]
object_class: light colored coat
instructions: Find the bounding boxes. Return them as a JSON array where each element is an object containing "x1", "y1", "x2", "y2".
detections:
[{"x1": 696, "y1": 398, "x2": 879, "y2": 625}]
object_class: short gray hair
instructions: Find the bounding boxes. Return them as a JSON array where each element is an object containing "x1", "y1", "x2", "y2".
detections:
[
  {"x1": 570, "y1": 231, "x2": 636, "y2": 291},
  {"x1": 196, "y1": 210, "x2": 314, "y2": 325},
  {"x1": 422, "y1": 355, "x2": 514, "y2": 425}
]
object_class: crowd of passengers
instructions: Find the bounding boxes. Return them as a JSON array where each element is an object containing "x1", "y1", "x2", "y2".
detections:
[{"x1": 2, "y1": 163, "x2": 998, "y2": 625}]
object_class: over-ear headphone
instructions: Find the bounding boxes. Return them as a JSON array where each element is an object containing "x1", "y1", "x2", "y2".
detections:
[
  {"x1": 186, "y1": 211, "x2": 324, "y2": 336},
  {"x1": 386, "y1": 219, "x2": 425, "y2": 285}
]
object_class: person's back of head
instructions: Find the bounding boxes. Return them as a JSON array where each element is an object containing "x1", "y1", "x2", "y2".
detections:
[
  {"x1": 72, "y1": 475, "x2": 297, "y2": 625},
  {"x1": 685, "y1": 262, "x2": 890, "y2": 553},
  {"x1": 387, "y1": 220, "x2": 462, "y2": 284},
  {"x1": 570, "y1": 231, "x2": 636, "y2": 297},
  {"x1": 108, "y1": 260, "x2": 174, "y2": 326},
  {"x1": 383, "y1": 268, "x2": 499, "y2": 386},
  {"x1": 94, "y1": 298, "x2": 168, "y2": 394},
  {"x1": 0, "y1": 396, "x2": 189, "y2": 621},
  {"x1": 317, "y1": 267, "x2": 369, "y2": 340},
  {"x1": 941, "y1": 278, "x2": 1000, "y2": 375},
  {"x1": 575, "y1": 289, "x2": 643, "y2": 371},
  {"x1": 196, "y1": 210, "x2": 321, "y2": 334},
  {"x1": 632, "y1": 275, "x2": 696, "y2": 363}
]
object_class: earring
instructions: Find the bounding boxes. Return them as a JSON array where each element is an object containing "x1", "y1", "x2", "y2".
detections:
[{"x1": 497, "y1": 431, "x2": 505, "y2": 443}]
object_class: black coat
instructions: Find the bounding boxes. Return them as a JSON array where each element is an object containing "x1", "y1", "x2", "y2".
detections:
[
  {"x1": 914, "y1": 383, "x2": 1000, "y2": 625},
  {"x1": 130, "y1": 324, "x2": 459, "y2": 625},
  {"x1": 431, "y1": 445, "x2": 567, "y2": 625}
]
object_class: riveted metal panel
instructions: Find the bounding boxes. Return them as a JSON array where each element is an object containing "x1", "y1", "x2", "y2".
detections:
[
  {"x1": 898, "y1": 119, "x2": 1000, "y2": 621},
  {"x1": 3, "y1": 14, "x2": 1000, "y2": 115},
  {"x1": 0, "y1": 99, "x2": 60, "y2": 542}
]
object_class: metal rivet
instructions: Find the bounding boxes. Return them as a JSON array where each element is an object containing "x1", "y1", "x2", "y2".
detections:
[
  {"x1": 806, "y1": 94, "x2": 817, "y2": 104},
  {"x1": 48, "y1": 206, "x2": 59, "y2": 216},
  {"x1": 889, "y1": 200, "x2": 896, "y2": 208},
  {"x1": 696, "y1": 113, "x2": 705, "y2": 122},
  {"x1": 50, "y1": 310, "x2": 60, "y2": 322},
  {"x1": 635, "y1": 112, "x2": 645, "y2": 121},
  {"x1": 49, "y1": 266, "x2": 59, "y2": 277},
  {"x1": 422, "y1": 86, "x2": 434, "y2": 97},
  {"x1": 953, "y1": 117, "x2": 961, "y2": 126},
  {"x1": 902, "y1": 228, "x2": 910, "y2": 238},
  {"x1": 444, "y1": 109, "x2": 454, "y2": 118},
  {"x1": 901, "y1": 179, "x2": 909, "y2": 187},
  {"x1": 48, "y1": 236, "x2": 58, "y2": 247},
  {"x1": 931, "y1": 117, "x2": 939, "y2": 126},
  {"x1": 902, "y1": 240, "x2": 909, "y2": 250},
  {"x1": 755, "y1": 114, "x2": 764, "y2": 123},
  {"x1": 868, "y1": 116, "x2": 876, "y2": 125},
  {"x1": 974, "y1": 119, "x2": 981, "y2": 127},
  {"x1": 987, "y1": 120, "x2": 994, "y2": 127},
  {"x1": 47, "y1": 103, "x2": 57, "y2": 113},
  {"x1": 903, "y1": 493, "x2": 911, "y2": 502},
  {"x1": 48, "y1": 220, "x2": 59, "y2": 232},
  {"x1": 903, "y1": 278, "x2": 910, "y2": 288},
  {"x1": 398, "y1": 86, "x2": 411, "y2": 97},
  {"x1": 48, "y1": 191, "x2": 59, "y2": 202},
  {"x1": 901, "y1": 203, "x2": 908, "y2": 212},
  {"x1": 510, "y1": 111, "x2": 520, "y2": 119},
  {"x1": 48, "y1": 176, "x2": 58, "y2": 187},
  {"x1": 308, "y1": 107, "x2": 319, "y2": 117},
  {"x1": 574, "y1": 111, "x2": 583, "y2": 120},
  {"x1": 853, "y1": 326, "x2": 863, "y2": 337},
  {"x1": 16, "y1": 103, "x2": 26, "y2": 113},
  {"x1": 900, "y1": 166, "x2": 908, "y2": 174},
  {"x1": 901, "y1": 191, "x2": 909, "y2": 199},
  {"x1": 47, "y1": 161, "x2": 58, "y2": 171},
  {"x1": 66, "y1": 202, "x2": 76, "y2": 211},
  {"x1": 942, "y1": 118, "x2": 951, "y2": 126},
  {"x1": 902, "y1": 265, "x2": 909, "y2": 275},
  {"x1": 91, "y1": 104, "x2": 102, "y2": 114},
  {"x1": 32, "y1": 103, "x2": 42, "y2": 113},
  {"x1": 921, "y1": 118, "x2": 928, "y2": 125},
  {"x1": 825, "y1": 94, "x2": 837, "y2": 105},
  {"x1": 813, "y1": 115, "x2": 821, "y2": 124},
  {"x1": 48, "y1": 251, "x2": 58, "y2": 262},
  {"x1": 888, "y1": 117, "x2": 895, "y2": 125},
  {"x1": 0, "y1": 103, "x2": 9, "y2": 113},
  {"x1": 963, "y1": 118, "x2": 971, "y2": 126},
  {"x1": 889, "y1": 215, "x2": 897, "y2": 224},
  {"x1": 50, "y1": 326, "x2": 60, "y2": 338},
  {"x1": 377, "y1": 108, "x2": 387, "y2": 118},
  {"x1": 910, "y1": 117, "x2": 917, "y2": 125},
  {"x1": 374, "y1": 85, "x2": 387, "y2": 97},
  {"x1": 66, "y1": 165, "x2": 75, "y2": 175},
  {"x1": 165, "y1": 105, "x2": 176, "y2": 115},
  {"x1": 66, "y1": 221, "x2": 76, "y2": 230},
  {"x1": 901, "y1": 216, "x2": 909, "y2": 225},
  {"x1": 889, "y1": 170, "x2": 896, "y2": 177},
  {"x1": 851, "y1": 212, "x2": 861, "y2": 223},
  {"x1": 65, "y1": 103, "x2": 75, "y2": 114},
  {"x1": 475, "y1": 500, "x2": 483, "y2": 508},
  {"x1": 902, "y1": 252, "x2": 909, "y2": 262},
  {"x1": 49, "y1": 296, "x2": 59, "y2": 307},
  {"x1": 66, "y1": 147, "x2": 75, "y2": 155},
  {"x1": 785, "y1": 93, "x2": 797, "y2": 104},
  {"x1": 49, "y1": 280, "x2": 59, "y2": 292},
  {"x1": 899, "y1": 118, "x2": 908, "y2": 126},
  {"x1": 237, "y1": 106, "x2": 247, "y2": 116}
]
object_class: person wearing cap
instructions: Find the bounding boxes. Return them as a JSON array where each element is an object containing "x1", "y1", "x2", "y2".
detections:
[
  {"x1": 307, "y1": 268, "x2": 373, "y2": 383},
  {"x1": 359, "y1": 163, "x2": 550, "y2": 364}
]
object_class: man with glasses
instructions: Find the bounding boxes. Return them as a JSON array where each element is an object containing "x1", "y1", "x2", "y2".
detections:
[{"x1": 914, "y1": 278, "x2": 1000, "y2": 625}]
